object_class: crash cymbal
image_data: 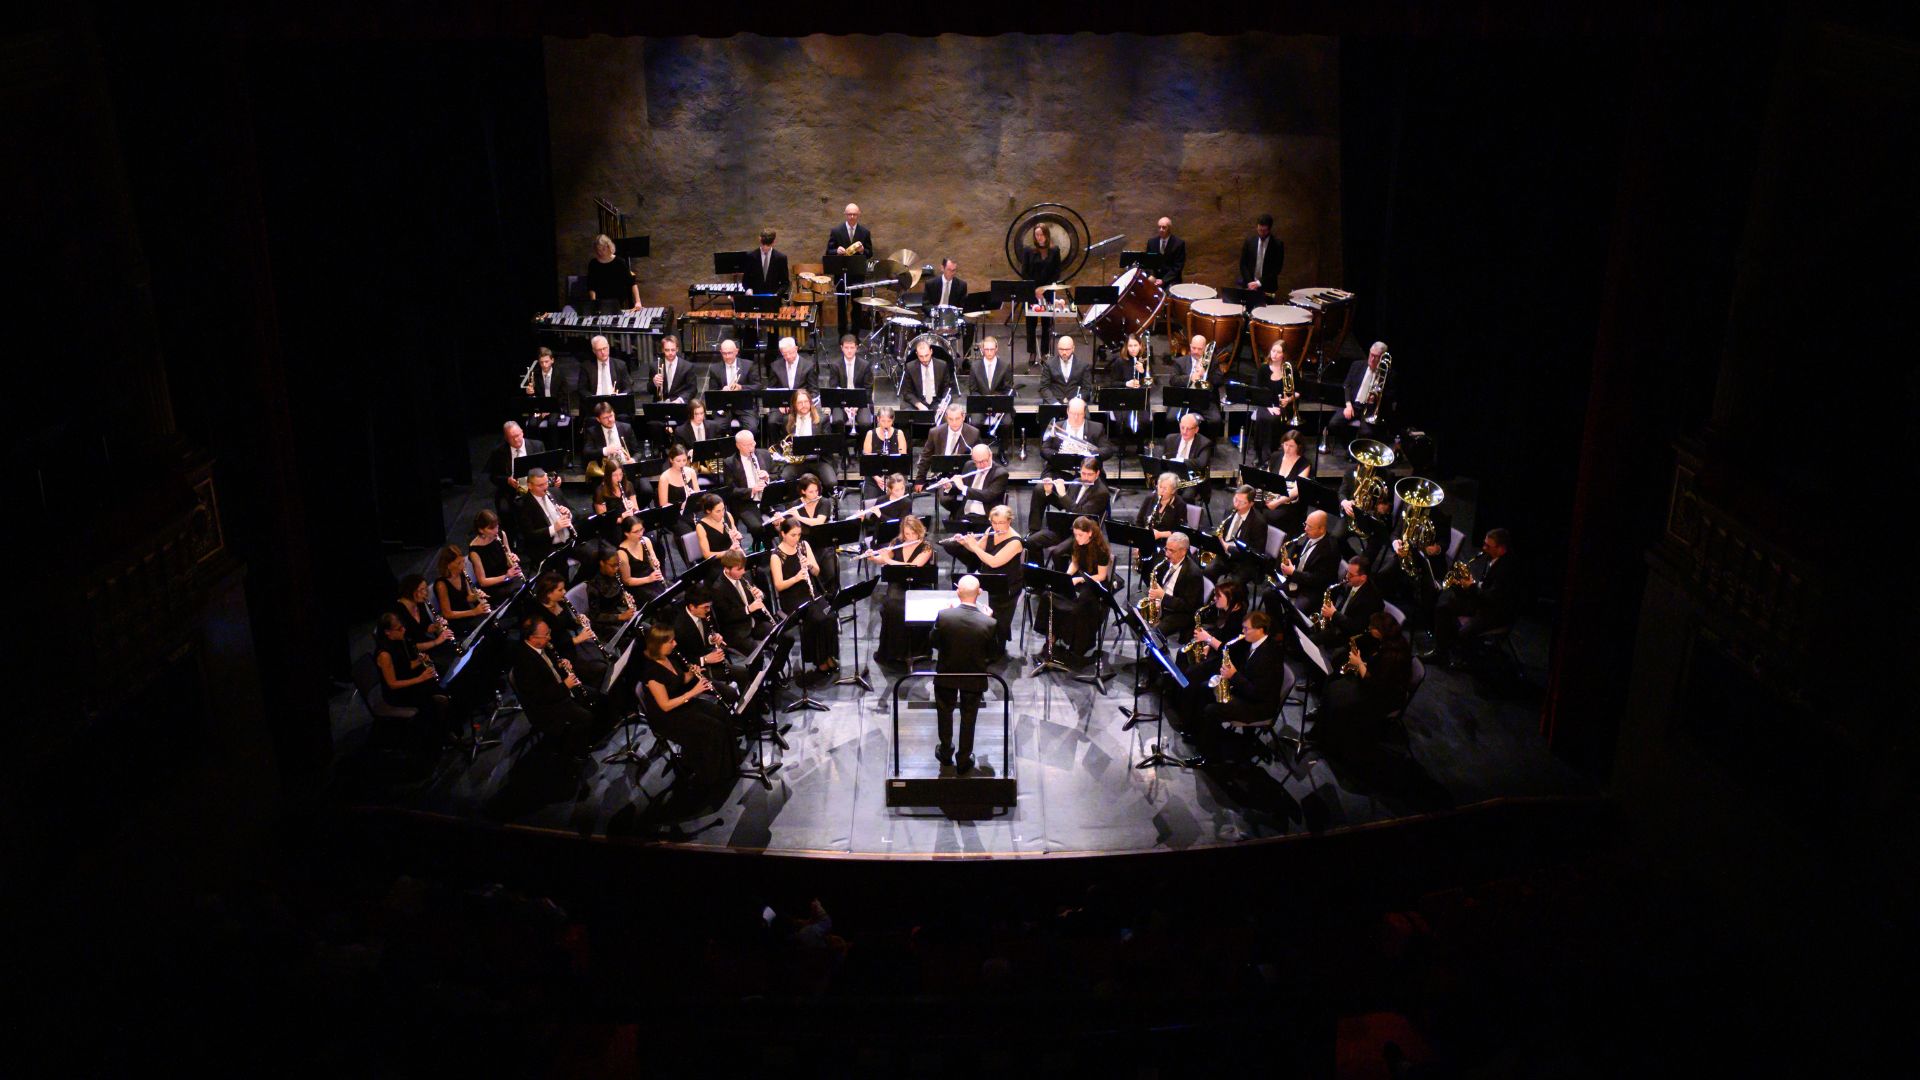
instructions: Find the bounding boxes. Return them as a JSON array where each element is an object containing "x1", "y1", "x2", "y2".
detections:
[
  {"x1": 884, "y1": 305, "x2": 919, "y2": 317},
  {"x1": 884, "y1": 248, "x2": 918, "y2": 268},
  {"x1": 963, "y1": 310, "x2": 996, "y2": 321},
  {"x1": 1038, "y1": 282, "x2": 1073, "y2": 292},
  {"x1": 855, "y1": 296, "x2": 893, "y2": 308}
]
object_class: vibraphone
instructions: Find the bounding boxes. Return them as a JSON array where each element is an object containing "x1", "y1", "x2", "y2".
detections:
[
  {"x1": 532, "y1": 306, "x2": 675, "y2": 367},
  {"x1": 682, "y1": 304, "x2": 819, "y2": 353}
]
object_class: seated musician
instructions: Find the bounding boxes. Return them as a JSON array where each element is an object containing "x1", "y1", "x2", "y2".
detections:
[
  {"x1": 934, "y1": 443, "x2": 1006, "y2": 531},
  {"x1": 586, "y1": 548, "x2": 638, "y2": 641},
  {"x1": 671, "y1": 586, "x2": 746, "y2": 688},
  {"x1": 712, "y1": 339, "x2": 761, "y2": 436},
  {"x1": 919, "y1": 402, "x2": 979, "y2": 473},
  {"x1": 522, "y1": 346, "x2": 571, "y2": 443},
  {"x1": 512, "y1": 616, "x2": 597, "y2": 760},
  {"x1": 1133, "y1": 471, "x2": 1189, "y2": 574},
  {"x1": 1338, "y1": 457, "x2": 1395, "y2": 561},
  {"x1": 530, "y1": 570, "x2": 607, "y2": 686},
  {"x1": 512, "y1": 468, "x2": 575, "y2": 570},
  {"x1": 1041, "y1": 397, "x2": 1115, "y2": 464},
  {"x1": 867, "y1": 514, "x2": 933, "y2": 665},
  {"x1": 861, "y1": 471, "x2": 911, "y2": 547},
  {"x1": 861, "y1": 406, "x2": 909, "y2": 499},
  {"x1": 680, "y1": 396, "x2": 719, "y2": 447},
  {"x1": 634, "y1": 624, "x2": 739, "y2": 795},
  {"x1": 1116, "y1": 333, "x2": 1152, "y2": 389},
  {"x1": 1310, "y1": 555, "x2": 1385, "y2": 657},
  {"x1": 614, "y1": 515, "x2": 666, "y2": 606},
  {"x1": 770, "y1": 517, "x2": 839, "y2": 675},
  {"x1": 900, "y1": 337, "x2": 952, "y2": 411},
  {"x1": 1247, "y1": 341, "x2": 1302, "y2": 461},
  {"x1": 967, "y1": 335, "x2": 1015, "y2": 442},
  {"x1": 1026, "y1": 456, "x2": 1108, "y2": 550},
  {"x1": 432, "y1": 545, "x2": 490, "y2": 640},
  {"x1": 1146, "y1": 532, "x2": 1205, "y2": 642},
  {"x1": 947, "y1": 504, "x2": 1024, "y2": 652},
  {"x1": 467, "y1": 510, "x2": 524, "y2": 601},
  {"x1": 1429, "y1": 528, "x2": 1518, "y2": 669},
  {"x1": 372, "y1": 612, "x2": 450, "y2": 741},
  {"x1": 711, "y1": 550, "x2": 773, "y2": 652},
  {"x1": 722, "y1": 430, "x2": 776, "y2": 538},
  {"x1": 778, "y1": 388, "x2": 838, "y2": 487},
  {"x1": 484, "y1": 421, "x2": 544, "y2": 518},
  {"x1": 770, "y1": 335, "x2": 816, "y2": 395},
  {"x1": 587, "y1": 401, "x2": 639, "y2": 469},
  {"x1": 1193, "y1": 610, "x2": 1286, "y2": 763},
  {"x1": 1174, "y1": 579, "x2": 1249, "y2": 724},
  {"x1": 823, "y1": 335, "x2": 875, "y2": 429},
  {"x1": 772, "y1": 473, "x2": 840, "y2": 590},
  {"x1": 921, "y1": 256, "x2": 967, "y2": 312},
  {"x1": 1033, "y1": 515, "x2": 1112, "y2": 664},
  {"x1": 582, "y1": 334, "x2": 632, "y2": 399},
  {"x1": 1315, "y1": 612, "x2": 1414, "y2": 753},
  {"x1": 1384, "y1": 504, "x2": 1453, "y2": 630},
  {"x1": 1321, "y1": 341, "x2": 1392, "y2": 453},
  {"x1": 1275, "y1": 509, "x2": 1340, "y2": 609},
  {"x1": 1216, "y1": 485, "x2": 1271, "y2": 585},
  {"x1": 692, "y1": 492, "x2": 745, "y2": 565},
  {"x1": 1038, "y1": 335, "x2": 1090, "y2": 405},
  {"x1": 1261, "y1": 429, "x2": 1317, "y2": 536},
  {"x1": 1162, "y1": 411, "x2": 1214, "y2": 501},
  {"x1": 657, "y1": 443, "x2": 703, "y2": 534},
  {"x1": 390, "y1": 574, "x2": 453, "y2": 653},
  {"x1": 592, "y1": 460, "x2": 641, "y2": 524},
  {"x1": 1174, "y1": 334, "x2": 1221, "y2": 420}
]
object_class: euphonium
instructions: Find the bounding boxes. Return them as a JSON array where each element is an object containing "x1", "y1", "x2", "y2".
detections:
[
  {"x1": 1344, "y1": 439, "x2": 1396, "y2": 536},
  {"x1": 1392, "y1": 476, "x2": 1446, "y2": 583}
]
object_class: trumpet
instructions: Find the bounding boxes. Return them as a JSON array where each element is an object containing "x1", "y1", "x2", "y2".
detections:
[{"x1": 1207, "y1": 633, "x2": 1247, "y2": 702}]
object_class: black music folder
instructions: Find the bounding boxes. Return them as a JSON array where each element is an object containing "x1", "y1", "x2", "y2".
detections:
[
  {"x1": 615, "y1": 235, "x2": 651, "y2": 259},
  {"x1": 512, "y1": 449, "x2": 567, "y2": 478},
  {"x1": 1118, "y1": 250, "x2": 1166, "y2": 274},
  {"x1": 1073, "y1": 285, "x2": 1119, "y2": 306},
  {"x1": 713, "y1": 251, "x2": 753, "y2": 276}
]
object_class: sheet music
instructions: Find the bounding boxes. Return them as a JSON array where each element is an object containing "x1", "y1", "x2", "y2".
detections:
[{"x1": 1294, "y1": 627, "x2": 1330, "y2": 675}]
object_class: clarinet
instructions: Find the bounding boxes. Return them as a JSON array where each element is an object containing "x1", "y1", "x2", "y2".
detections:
[{"x1": 545, "y1": 642, "x2": 594, "y2": 703}]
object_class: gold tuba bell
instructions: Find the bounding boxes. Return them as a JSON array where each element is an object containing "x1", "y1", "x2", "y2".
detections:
[
  {"x1": 1392, "y1": 476, "x2": 1445, "y2": 582},
  {"x1": 1344, "y1": 439, "x2": 1396, "y2": 537}
]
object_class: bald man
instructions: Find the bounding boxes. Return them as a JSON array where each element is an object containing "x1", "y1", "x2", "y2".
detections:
[
  {"x1": 1038, "y1": 335, "x2": 1090, "y2": 405},
  {"x1": 1147, "y1": 216, "x2": 1186, "y2": 286},
  {"x1": 930, "y1": 575, "x2": 997, "y2": 771},
  {"x1": 826, "y1": 202, "x2": 874, "y2": 334}
]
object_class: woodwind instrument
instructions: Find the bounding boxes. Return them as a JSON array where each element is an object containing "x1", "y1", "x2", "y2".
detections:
[
  {"x1": 799, "y1": 540, "x2": 821, "y2": 598},
  {"x1": 1207, "y1": 634, "x2": 1247, "y2": 702},
  {"x1": 1338, "y1": 633, "x2": 1366, "y2": 677},
  {"x1": 501, "y1": 529, "x2": 521, "y2": 573},
  {"x1": 546, "y1": 642, "x2": 593, "y2": 703}
]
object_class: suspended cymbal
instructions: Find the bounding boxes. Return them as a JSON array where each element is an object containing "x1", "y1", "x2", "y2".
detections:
[
  {"x1": 963, "y1": 310, "x2": 997, "y2": 321},
  {"x1": 855, "y1": 296, "x2": 894, "y2": 308},
  {"x1": 884, "y1": 304, "x2": 919, "y2": 317},
  {"x1": 884, "y1": 248, "x2": 918, "y2": 267},
  {"x1": 1038, "y1": 283, "x2": 1073, "y2": 292}
]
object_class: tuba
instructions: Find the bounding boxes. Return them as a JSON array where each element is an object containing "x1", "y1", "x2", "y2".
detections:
[
  {"x1": 1392, "y1": 476, "x2": 1446, "y2": 582},
  {"x1": 1344, "y1": 439, "x2": 1396, "y2": 537}
]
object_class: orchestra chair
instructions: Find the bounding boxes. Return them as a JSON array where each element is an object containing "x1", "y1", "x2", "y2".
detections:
[
  {"x1": 1240, "y1": 665, "x2": 1294, "y2": 764},
  {"x1": 564, "y1": 582, "x2": 591, "y2": 621},
  {"x1": 349, "y1": 651, "x2": 419, "y2": 731},
  {"x1": 1462, "y1": 622, "x2": 1525, "y2": 680},
  {"x1": 1382, "y1": 600, "x2": 1407, "y2": 628},
  {"x1": 1184, "y1": 503, "x2": 1204, "y2": 532}
]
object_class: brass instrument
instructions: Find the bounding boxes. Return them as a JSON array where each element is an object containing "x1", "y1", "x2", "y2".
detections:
[
  {"x1": 520, "y1": 359, "x2": 540, "y2": 392},
  {"x1": 1187, "y1": 343, "x2": 1216, "y2": 390},
  {"x1": 771, "y1": 435, "x2": 801, "y2": 464},
  {"x1": 1363, "y1": 351, "x2": 1391, "y2": 425},
  {"x1": 1279, "y1": 359, "x2": 1299, "y2": 424},
  {"x1": 1207, "y1": 633, "x2": 1247, "y2": 702},
  {"x1": 1344, "y1": 439, "x2": 1396, "y2": 537},
  {"x1": 1309, "y1": 586, "x2": 1336, "y2": 633},
  {"x1": 695, "y1": 457, "x2": 725, "y2": 476},
  {"x1": 1444, "y1": 560, "x2": 1476, "y2": 590},
  {"x1": 1393, "y1": 476, "x2": 1446, "y2": 583},
  {"x1": 1042, "y1": 418, "x2": 1099, "y2": 460}
]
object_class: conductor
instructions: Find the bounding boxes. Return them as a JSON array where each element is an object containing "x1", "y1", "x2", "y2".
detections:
[{"x1": 930, "y1": 575, "x2": 997, "y2": 773}]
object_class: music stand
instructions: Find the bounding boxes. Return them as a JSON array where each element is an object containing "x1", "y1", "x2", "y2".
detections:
[
  {"x1": 511, "y1": 449, "x2": 567, "y2": 480},
  {"x1": 791, "y1": 433, "x2": 845, "y2": 461},
  {"x1": 778, "y1": 593, "x2": 835, "y2": 713},
  {"x1": 1140, "y1": 453, "x2": 1203, "y2": 485},
  {"x1": 614, "y1": 235, "x2": 650, "y2": 259},
  {"x1": 1222, "y1": 286, "x2": 1266, "y2": 309},
  {"x1": 1022, "y1": 563, "x2": 1079, "y2": 675},
  {"x1": 702, "y1": 388, "x2": 760, "y2": 424},
  {"x1": 882, "y1": 562, "x2": 939, "y2": 667},
  {"x1": 817, "y1": 387, "x2": 870, "y2": 432},
  {"x1": 693, "y1": 435, "x2": 736, "y2": 465},
  {"x1": 1074, "y1": 575, "x2": 1119, "y2": 692},
  {"x1": 859, "y1": 453, "x2": 911, "y2": 491},
  {"x1": 1162, "y1": 385, "x2": 1214, "y2": 426},
  {"x1": 1115, "y1": 606, "x2": 1195, "y2": 769},
  {"x1": 1104, "y1": 519, "x2": 1159, "y2": 604},
  {"x1": 713, "y1": 251, "x2": 752, "y2": 278},
  {"x1": 1118, "y1": 250, "x2": 1166, "y2": 275},
  {"x1": 641, "y1": 401, "x2": 691, "y2": 425},
  {"x1": 1224, "y1": 380, "x2": 1280, "y2": 409},
  {"x1": 830, "y1": 576, "x2": 878, "y2": 690},
  {"x1": 582, "y1": 391, "x2": 637, "y2": 419},
  {"x1": 1072, "y1": 284, "x2": 1119, "y2": 307}
]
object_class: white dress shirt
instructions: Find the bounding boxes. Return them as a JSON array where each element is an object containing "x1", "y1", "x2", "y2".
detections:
[
  {"x1": 595, "y1": 360, "x2": 615, "y2": 396},
  {"x1": 1174, "y1": 436, "x2": 1193, "y2": 461}
]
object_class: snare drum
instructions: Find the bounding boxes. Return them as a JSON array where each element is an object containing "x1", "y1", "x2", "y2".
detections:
[
  {"x1": 1188, "y1": 298, "x2": 1247, "y2": 377},
  {"x1": 1250, "y1": 304, "x2": 1314, "y2": 369},
  {"x1": 1080, "y1": 266, "x2": 1168, "y2": 347},
  {"x1": 1166, "y1": 283, "x2": 1217, "y2": 342},
  {"x1": 929, "y1": 304, "x2": 964, "y2": 337}
]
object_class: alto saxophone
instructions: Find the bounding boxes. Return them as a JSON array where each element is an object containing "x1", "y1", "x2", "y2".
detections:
[
  {"x1": 1444, "y1": 560, "x2": 1476, "y2": 590},
  {"x1": 1207, "y1": 634, "x2": 1247, "y2": 702},
  {"x1": 1338, "y1": 633, "x2": 1366, "y2": 677},
  {"x1": 1309, "y1": 586, "x2": 1336, "y2": 633}
]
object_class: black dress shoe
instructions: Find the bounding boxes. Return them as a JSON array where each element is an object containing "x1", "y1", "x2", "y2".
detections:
[
  {"x1": 935, "y1": 747, "x2": 954, "y2": 766},
  {"x1": 954, "y1": 756, "x2": 975, "y2": 774}
]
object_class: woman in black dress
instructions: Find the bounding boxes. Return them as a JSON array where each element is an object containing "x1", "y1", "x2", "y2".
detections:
[
  {"x1": 866, "y1": 514, "x2": 932, "y2": 664},
  {"x1": 634, "y1": 624, "x2": 739, "y2": 792},
  {"x1": 390, "y1": 574, "x2": 454, "y2": 654},
  {"x1": 770, "y1": 518, "x2": 838, "y2": 674},
  {"x1": 693, "y1": 492, "x2": 743, "y2": 566},
  {"x1": 1176, "y1": 579, "x2": 1250, "y2": 722},
  {"x1": 1261, "y1": 428, "x2": 1317, "y2": 537},
  {"x1": 1134, "y1": 471, "x2": 1190, "y2": 576},
  {"x1": 1318, "y1": 611, "x2": 1414, "y2": 751},
  {"x1": 467, "y1": 510, "x2": 524, "y2": 602},
  {"x1": 1021, "y1": 222, "x2": 1064, "y2": 361},
  {"x1": 774, "y1": 473, "x2": 841, "y2": 591},
  {"x1": 614, "y1": 515, "x2": 666, "y2": 607},
  {"x1": 530, "y1": 570, "x2": 607, "y2": 686},
  {"x1": 657, "y1": 444, "x2": 702, "y2": 535},
  {"x1": 432, "y1": 545, "x2": 491, "y2": 641},
  {"x1": 586, "y1": 548, "x2": 639, "y2": 642},
  {"x1": 949, "y1": 504, "x2": 1024, "y2": 648},
  {"x1": 372, "y1": 612, "x2": 449, "y2": 738},
  {"x1": 593, "y1": 461, "x2": 642, "y2": 527},
  {"x1": 585, "y1": 233, "x2": 639, "y2": 310},
  {"x1": 1247, "y1": 340, "x2": 1304, "y2": 462},
  {"x1": 861, "y1": 407, "x2": 910, "y2": 501},
  {"x1": 1034, "y1": 515, "x2": 1112, "y2": 661}
]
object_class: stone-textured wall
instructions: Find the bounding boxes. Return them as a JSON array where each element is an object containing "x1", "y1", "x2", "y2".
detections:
[{"x1": 546, "y1": 34, "x2": 1340, "y2": 317}]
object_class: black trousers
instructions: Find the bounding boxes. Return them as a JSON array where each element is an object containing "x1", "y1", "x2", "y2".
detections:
[
  {"x1": 649, "y1": 698, "x2": 738, "y2": 784},
  {"x1": 935, "y1": 684, "x2": 983, "y2": 761},
  {"x1": 1321, "y1": 411, "x2": 1381, "y2": 451},
  {"x1": 1432, "y1": 589, "x2": 1507, "y2": 657}
]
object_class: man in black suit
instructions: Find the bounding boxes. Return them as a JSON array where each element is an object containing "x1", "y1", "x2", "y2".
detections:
[
  {"x1": 1040, "y1": 397, "x2": 1115, "y2": 465},
  {"x1": 929, "y1": 576, "x2": 998, "y2": 772},
  {"x1": 1311, "y1": 555, "x2": 1385, "y2": 656},
  {"x1": 1382, "y1": 504, "x2": 1453, "y2": 628},
  {"x1": 580, "y1": 335, "x2": 632, "y2": 399},
  {"x1": 513, "y1": 617, "x2": 597, "y2": 758},
  {"x1": 822, "y1": 334, "x2": 875, "y2": 429},
  {"x1": 638, "y1": 335, "x2": 696, "y2": 447},
  {"x1": 1321, "y1": 341, "x2": 1392, "y2": 452},
  {"x1": 711, "y1": 551, "x2": 773, "y2": 652},
  {"x1": 768, "y1": 335, "x2": 816, "y2": 394},
  {"x1": 486, "y1": 421, "x2": 546, "y2": 511},
  {"x1": 1037, "y1": 335, "x2": 1091, "y2": 404},
  {"x1": 825, "y1": 202, "x2": 874, "y2": 334},
  {"x1": 1238, "y1": 213, "x2": 1283, "y2": 297},
  {"x1": 1145, "y1": 532, "x2": 1205, "y2": 642},
  {"x1": 900, "y1": 337, "x2": 952, "y2": 410},
  {"x1": 585, "y1": 401, "x2": 639, "y2": 465},
  {"x1": 921, "y1": 256, "x2": 967, "y2": 311},
  {"x1": 1025, "y1": 456, "x2": 1109, "y2": 543},
  {"x1": 670, "y1": 586, "x2": 749, "y2": 688},
  {"x1": 966, "y1": 334, "x2": 1015, "y2": 439},
  {"x1": 711, "y1": 339, "x2": 762, "y2": 437},
  {"x1": 1430, "y1": 528, "x2": 1519, "y2": 668},
  {"x1": 1196, "y1": 610, "x2": 1287, "y2": 762},
  {"x1": 1217, "y1": 485, "x2": 1271, "y2": 586},
  {"x1": 1162, "y1": 412, "x2": 1215, "y2": 474},
  {"x1": 523, "y1": 347, "x2": 573, "y2": 443},
  {"x1": 935, "y1": 443, "x2": 1007, "y2": 531},
  {"x1": 1147, "y1": 216, "x2": 1186, "y2": 285},
  {"x1": 723, "y1": 430, "x2": 778, "y2": 539},
  {"x1": 743, "y1": 229, "x2": 790, "y2": 299},
  {"x1": 1276, "y1": 509, "x2": 1339, "y2": 609},
  {"x1": 920, "y1": 402, "x2": 980, "y2": 465},
  {"x1": 513, "y1": 468, "x2": 576, "y2": 571},
  {"x1": 1172, "y1": 334, "x2": 1222, "y2": 421}
]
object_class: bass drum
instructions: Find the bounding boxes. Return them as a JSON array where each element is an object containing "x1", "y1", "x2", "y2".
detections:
[
  {"x1": 1165, "y1": 283, "x2": 1217, "y2": 344},
  {"x1": 1249, "y1": 304, "x2": 1314, "y2": 368},
  {"x1": 1189, "y1": 298, "x2": 1247, "y2": 377},
  {"x1": 1080, "y1": 266, "x2": 1168, "y2": 347}
]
